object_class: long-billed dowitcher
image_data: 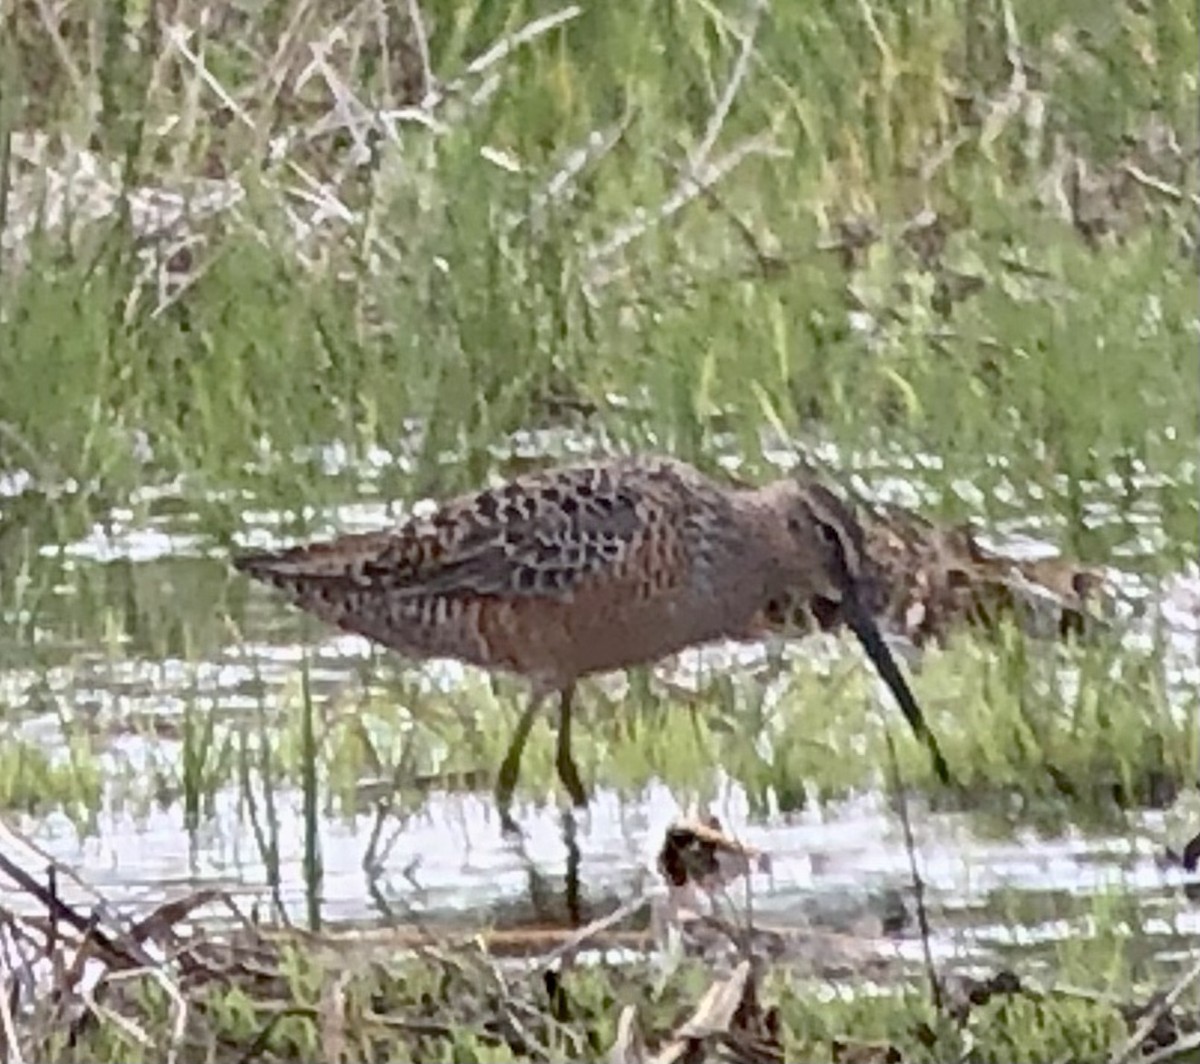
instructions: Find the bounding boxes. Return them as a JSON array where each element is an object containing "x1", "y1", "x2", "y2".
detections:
[{"x1": 233, "y1": 455, "x2": 951, "y2": 830}]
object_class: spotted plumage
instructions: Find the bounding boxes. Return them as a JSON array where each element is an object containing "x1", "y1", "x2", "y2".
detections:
[{"x1": 234, "y1": 455, "x2": 951, "y2": 830}]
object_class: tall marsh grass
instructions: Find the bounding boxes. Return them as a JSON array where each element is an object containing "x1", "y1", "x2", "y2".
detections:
[{"x1": 0, "y1": 0, "x2": 1194, "y2": 561}]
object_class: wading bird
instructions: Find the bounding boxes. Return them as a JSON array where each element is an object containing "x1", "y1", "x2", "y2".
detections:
[{"x1": 233, "y1": 455, "x2": 951, "y2": 831}]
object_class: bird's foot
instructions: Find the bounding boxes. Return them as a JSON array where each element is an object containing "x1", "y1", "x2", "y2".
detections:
[{"x1": 498, "y1": 803, "x2": 524, "y2": 838}]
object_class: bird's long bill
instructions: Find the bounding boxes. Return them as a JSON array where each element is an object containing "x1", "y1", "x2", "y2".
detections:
[{"x1": 842, "y1": 592, "x2": 952, "y2": 786}]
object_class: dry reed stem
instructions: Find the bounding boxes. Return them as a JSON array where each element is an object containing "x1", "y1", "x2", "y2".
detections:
[{"x1": 1108, "y1": 955, "x2": 1200, "y2": 1064}]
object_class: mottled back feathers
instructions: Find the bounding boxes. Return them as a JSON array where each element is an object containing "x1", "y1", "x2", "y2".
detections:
[{"x1": 234, "y1": 457, "x2": 715, "y2": 613}]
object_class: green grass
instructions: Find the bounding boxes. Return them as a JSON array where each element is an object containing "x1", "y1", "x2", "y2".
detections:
[
  {"x1": 0, "y1": 0, "x2": 1196, "y2": 1045},
  {"x1": 28, "y1": 915, "x2": 1193, "y2": 1063},
  {"x1": 398, "y1": 618, "x2": 1196, "y2": 824},
  {"x1": 0, "y1": 728, "x2": 102, "y2": 820},
  {"x1": 4, "y1": 612, "x2": 1184, "y2": 833},
  {"x1": 0, "y1": 0, "x2": 1195, "y2": 700},
  {"x1": 0, "y1": 0, "x2": 1195, "y2": 547}
]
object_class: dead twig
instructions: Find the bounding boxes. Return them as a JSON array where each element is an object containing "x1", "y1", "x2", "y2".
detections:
[
  {"x1": 691, "y1": 0, "x2": 767, "y2": 171},
  {"x1": 81, "y1": 966, "x2": 188, "y2": 1064},
  {"x1": 1121, "y1": 162, "x2": 1200, "y2": 209},
  {"x1": 1107, "y1": 956, "x2": 1200, "y2": 1064},
  {"x1": 0, "y1": 959, "x2": 26, "y2": 1064},
  {"x1": 508, "y1": 116, "x2": 634, "y2": 234},
  {"x1": 541, "y1": 890, "x2": 652, "y2": 974},
  {"x1": 1139, "y1": 1031, "x2": 1200, "y2": 1064},
  {"x1": 0, "y1": 846, "x2": 152, "y2": 972},
  {"x1": 979, "y1": 0, "x2": 1028, "y2": 153},
  {"x1": 583, "y1": 0, "x2": 777, "y2": 291},
  {"x1": 425, "y1": 5, "x2": 583, "y2": 113},
  {"x1": 609, "y1": 1005, "x2": 647, "y2": 1064},
  {"x1": 584, "y1": 132, "x2": 784, "y2": 289},
  {"x1": 403, "y1": 0, "x2": 435, "y2": 104},
  {"x1": 651, "y1": 960, "x2": 752, "y2": 1064}
]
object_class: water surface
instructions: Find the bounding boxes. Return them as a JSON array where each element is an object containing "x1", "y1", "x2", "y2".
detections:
[{"x1": 1, "y1": 443, "x2": 1196, "y2": 977}]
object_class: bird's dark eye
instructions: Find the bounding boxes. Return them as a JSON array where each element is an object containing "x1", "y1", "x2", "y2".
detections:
[{"x1": 818, "y1": 522, "x2": 840, "y2": 546}]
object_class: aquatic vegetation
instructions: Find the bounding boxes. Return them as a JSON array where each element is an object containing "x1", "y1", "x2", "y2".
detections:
[{"x1": 0, "y1": 0, "x2": 1196, "y2": 1055}]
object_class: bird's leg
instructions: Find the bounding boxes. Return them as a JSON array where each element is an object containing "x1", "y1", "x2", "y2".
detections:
[
  {"x1": 561, "y1": 808, "x2": 582, "y2": 926},
  {"x1": 496, "y1": 693, "x2": 544, "y2": 834},
  {"x1": 556, "y1": 686, "x2": 588, "y2": 809}
]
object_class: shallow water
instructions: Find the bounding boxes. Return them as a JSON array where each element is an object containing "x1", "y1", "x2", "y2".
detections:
[
  {"x1": 1, "y1": 443, "x2": 1197, "y2": 977},
  {"x1": 3, "y1": 773, "x2": 1198, "y2": 976}
]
